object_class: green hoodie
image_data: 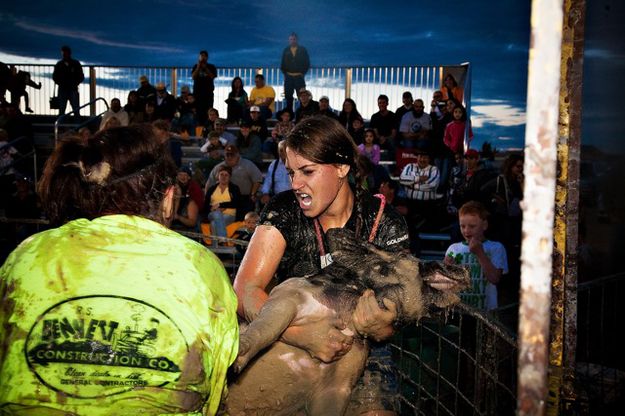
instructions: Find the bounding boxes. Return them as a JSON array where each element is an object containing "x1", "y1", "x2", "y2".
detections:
[{"x1": 0, "y1": 215, "x2": 238, "y2": 415}]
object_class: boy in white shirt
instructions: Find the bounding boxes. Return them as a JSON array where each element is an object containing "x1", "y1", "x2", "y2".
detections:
[{"x1": 445, "y1": 201, "x2": 508, "y2": 310}]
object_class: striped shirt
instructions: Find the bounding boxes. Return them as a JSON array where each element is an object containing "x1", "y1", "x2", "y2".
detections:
[{"x1": 399, "y1": 163, "x2": 440, "y2": 200}]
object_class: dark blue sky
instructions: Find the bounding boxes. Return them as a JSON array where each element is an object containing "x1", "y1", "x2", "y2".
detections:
[{"x1": 1, "y1": 0, "x2": 623, "y2": 153}]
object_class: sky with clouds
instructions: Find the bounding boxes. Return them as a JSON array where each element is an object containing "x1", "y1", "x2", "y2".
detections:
[{"x1": 1, "y1": 0, "x2": 623, "y2": 153}]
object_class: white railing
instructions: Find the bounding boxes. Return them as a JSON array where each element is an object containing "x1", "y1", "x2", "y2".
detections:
[{"x1": 6, "y1": 63, "x2": 470, "y2": 120}]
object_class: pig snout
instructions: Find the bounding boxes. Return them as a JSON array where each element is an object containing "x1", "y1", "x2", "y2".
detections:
[
  {"x1": 423, "y1": 275, "x2": 461, "y2": 291},
  {"x1": 419, "y1": 261, "x2": 470, "y2": 313},
  {"x1": 421, "y1": 261, "x2": 470, "y2": 291}
]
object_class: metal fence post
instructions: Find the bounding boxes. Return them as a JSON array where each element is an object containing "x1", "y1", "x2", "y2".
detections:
[
  {"x1": 171, "y1": 68, "x2": 178, "y2": 97},
  {"x1": 345, "y1": 68, "x2": 352, "y2": 99},
  {"x1": 516, "y1": 1, "x2": 564, "y2": 415},
  {"x1": 89, "y1": 66, "x2": 96, "y2": 116},
  {"x1": 548, "y1": 0, "x2": 586, "y2": 414},
  {"x1": 463, "y1": 63, "x2": 473, "y2": 152}
]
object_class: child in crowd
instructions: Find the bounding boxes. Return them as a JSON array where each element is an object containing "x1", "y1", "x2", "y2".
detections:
[
  {"x1": 231, "y1": 211, "x2": 259, "y2": 256},
  {"x1": 272, "y1": 109, "x2": 295, "y2": 141},
  {"x1": 357, "y1": 128, "x2": 381, "y2": 165},
  {"x1": 443, "y1": 104, "x2": 472, "y2": 156},
  {"x1": 201, "y1": 131, "x2": 227, "y2": 153},
  {"x1": 350, "y1": 117, "x2": 365, "y2": 145},
  {"x1": 444, "y1": 201, "x2": 508, "y2": 311},
  {"x1": 201, "y1": 108, "x2": 220, "y2": 138}
]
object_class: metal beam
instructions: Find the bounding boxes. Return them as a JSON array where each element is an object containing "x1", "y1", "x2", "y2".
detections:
[
  {"x1": 89, "y1": 66, "x2": 96, "y2": 116},
  {"x1": 171, "y1": 68, "x2": 178, "y2": 97},
  {"x1": 548, "y1": 0, "x2": 586, "y2": 413},
  {"x1": 517, "y1": 1, "x2": 564, "y2": 415}
]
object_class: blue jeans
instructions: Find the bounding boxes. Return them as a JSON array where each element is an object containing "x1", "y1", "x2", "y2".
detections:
[
  {"x1": 208, "y1": 210, "x2": 235, "y2": 238},
  {"x1": 58, "y1": 87, "x2": 80, "y2": 116},
  {"x1": 283, "y1": 74, "x2": 306, "y2": 113}
]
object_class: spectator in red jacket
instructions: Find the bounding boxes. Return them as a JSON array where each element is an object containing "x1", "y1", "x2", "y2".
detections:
[{"x1": 443, "y1": 104, "x2": 472, "y2": 156}]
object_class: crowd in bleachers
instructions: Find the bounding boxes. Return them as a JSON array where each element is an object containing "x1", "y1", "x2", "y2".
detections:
[
  {"x1": 56, "y1": 66, "x2": 520, "y2": 310},
  {"x1": 1, "y1": 48, "x2": 527, "y2": 311}
]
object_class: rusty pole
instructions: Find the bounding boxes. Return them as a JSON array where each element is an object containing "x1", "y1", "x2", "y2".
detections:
[
  {"x1": 548, "y1": 0, "x2": 586, "y2": 414},
  {"x1": 517, "y1": 1, "x2": 564, "y2": 415},
  {"x1": 89, "y1": 66, "x2": 96, "y2": 116}
]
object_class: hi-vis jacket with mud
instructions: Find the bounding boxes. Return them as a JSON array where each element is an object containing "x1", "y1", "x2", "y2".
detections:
[{"x1": 0, "y1": 215, "x2": 238, "y2": 415}]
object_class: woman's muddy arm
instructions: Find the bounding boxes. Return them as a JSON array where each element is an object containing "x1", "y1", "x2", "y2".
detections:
[
  {"x1": 234, "y1": 225, "x2": 353, "y2": 362},
  {"x1": 233, "y1": 225, "x2": 286, "y2": 321}
]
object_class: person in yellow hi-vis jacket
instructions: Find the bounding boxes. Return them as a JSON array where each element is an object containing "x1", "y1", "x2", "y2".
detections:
[{"x1": 0, "y1": 125, "x2": 238, "y2": 416}]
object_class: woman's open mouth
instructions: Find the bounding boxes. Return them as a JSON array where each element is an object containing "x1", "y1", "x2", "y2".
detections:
[{"x1": 296, "y1": 192, "x2": 313, "y2": 208}]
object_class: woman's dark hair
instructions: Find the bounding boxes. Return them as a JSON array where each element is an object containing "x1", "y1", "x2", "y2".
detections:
[
  {"x1": 502, "y1": 153, "x2": 524, "y2": 179},
  {"x1": 339, "y1": 98, "x2": 363, "y2": 131},
  {"x1": 342, "y1": 98, "x2": 358, "y2": 113},
  {"x1": 38, "y1": 125, "x2": 177, "y2": 225},
  {"x1": 231, "y1": 76, "x2": 244, "y2": 92},
  {"x1": 444, "y1": 73, "x2": 458, "y2": 87},
  {"x1": 127, "y1": 90, "x2": 138, "y2": 101},
  {"x1": 286, "y1": 116, "x2": 371, "y2": 237},
  {"x1": 286, "y1": 116, "x2": 358, "y2": 167},
  {"x1": 152, "y1": 119, "x2": 170, "y2": 133}
]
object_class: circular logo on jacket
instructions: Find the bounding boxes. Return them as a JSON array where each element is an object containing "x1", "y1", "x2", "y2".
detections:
[
  {"x1": 410, "y1": 120, "x2": 424, "y2": 133},
  {"x1": 25, "y1": 296, "x2": 188, "y2": 398}
]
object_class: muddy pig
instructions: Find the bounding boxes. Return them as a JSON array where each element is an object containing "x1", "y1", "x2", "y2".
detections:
[{"x1": 225, "y1": 228, "x2": 470, "y2": 416}]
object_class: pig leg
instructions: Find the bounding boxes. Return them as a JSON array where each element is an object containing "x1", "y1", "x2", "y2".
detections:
[{"x1": 234, "y1": 285, "x2": 304, "y2": 372}]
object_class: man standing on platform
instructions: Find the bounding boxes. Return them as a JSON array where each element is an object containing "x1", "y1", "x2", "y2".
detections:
[
  {"x1": 192, "y1": 50, "x2": 217, "y2": 125},
  {"x1": 53, "y1": 45, "x2": 84, "y2": 117},
  {"x1": 280, "y1": 32, "x2": 310, "y2": 113}
]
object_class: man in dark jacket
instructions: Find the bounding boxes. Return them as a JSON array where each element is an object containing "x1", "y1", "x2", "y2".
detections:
[
  {"x1": 137, "y1": 75, "x2": 157, "y2": 106},
  {"x1": 154, "y1": 82, "x2": 177, "y2": 121},
  {"x1": 52, "y1": 46, "x2": 84, "y2": 116},
  {"x1": 294, "y1": 89, "x2": 319, "y2": 123},
  {"x1": 280, "y1": 32, "x2": 310, "y2": 113},
  {"x1": 192, "y1": 50, "x2": 217, "y2": 125}
]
